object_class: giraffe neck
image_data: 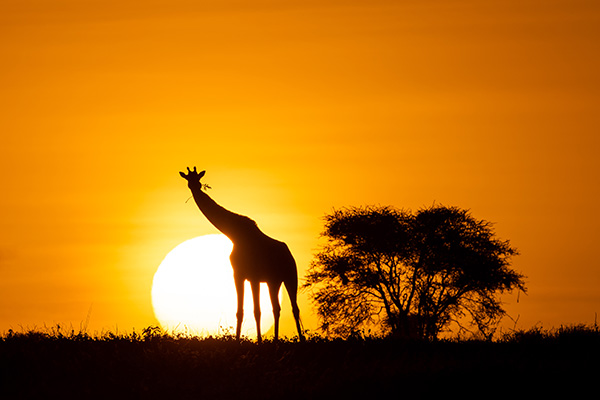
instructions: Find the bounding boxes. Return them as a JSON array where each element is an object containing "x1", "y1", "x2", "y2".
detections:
[{"x1": 188, "y1": 183, "x2": 259, "y2": 241}]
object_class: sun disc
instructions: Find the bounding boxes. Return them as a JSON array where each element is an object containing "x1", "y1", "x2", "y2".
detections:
[{"x1": 151, "y1": 234, "x2": 274, "y2": 337}]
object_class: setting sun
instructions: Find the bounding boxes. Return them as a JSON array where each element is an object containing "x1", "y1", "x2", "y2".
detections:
[{"x1": 151, "y1": 234, "x2": 274, "y2": 337}]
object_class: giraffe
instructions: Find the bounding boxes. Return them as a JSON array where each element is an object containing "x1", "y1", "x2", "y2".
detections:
[{"x1": 179, "y1": 167, "x2": 305, "y2": 343}]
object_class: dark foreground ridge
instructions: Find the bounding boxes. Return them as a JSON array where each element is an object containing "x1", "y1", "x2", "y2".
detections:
[{"x1": 1, "y1": 325, "x2": 598, "y2": 399}]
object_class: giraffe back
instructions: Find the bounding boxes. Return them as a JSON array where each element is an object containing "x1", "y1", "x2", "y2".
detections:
[{"x1": 229, "y1": 233, "x2": 297, "y2": 284}]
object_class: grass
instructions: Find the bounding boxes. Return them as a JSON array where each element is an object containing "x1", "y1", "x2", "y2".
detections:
[{"x1": 1, "y1": 324, "x2": 599, "y2": 399}]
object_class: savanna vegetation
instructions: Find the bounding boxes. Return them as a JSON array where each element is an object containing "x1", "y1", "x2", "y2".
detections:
[{"x1": 1, "y1": 324, "x2": 598, "y2": 399}]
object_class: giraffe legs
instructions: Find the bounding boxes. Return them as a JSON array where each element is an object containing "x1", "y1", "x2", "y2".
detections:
[
  {"x1": 233, "y1": 275, "x2": 299, "y2": 343},
  {"x1": 250, "y1": 280, "x2": 262, "y2": 343},
  {"x1": 268, "y1": 282, "x2": 282, "y2": 341},
  {"x1": 234, "y1": 276, "x2": 244, "y2": 341},
  {"x1": 284, "y1": 278, "x2": 306, "y2": 342}
]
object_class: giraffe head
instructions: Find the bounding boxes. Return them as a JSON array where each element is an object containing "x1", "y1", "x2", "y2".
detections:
[{"x1": 180, "y1": 166, "x2": 206, "y2": 189}]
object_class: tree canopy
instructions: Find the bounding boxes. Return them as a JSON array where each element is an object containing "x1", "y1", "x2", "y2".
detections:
[{"x1": 303, "y1": 205, "x2": 526, "y2": 340}]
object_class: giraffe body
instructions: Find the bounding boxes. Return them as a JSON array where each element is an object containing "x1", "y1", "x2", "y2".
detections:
[{"x1": 180, "y1": 167, "x2": 304, "y2": 342}]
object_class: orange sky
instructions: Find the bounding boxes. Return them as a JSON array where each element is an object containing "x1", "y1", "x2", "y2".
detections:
[{"x1": 1, "y1": 0, "x2": 599, "y2": 336}]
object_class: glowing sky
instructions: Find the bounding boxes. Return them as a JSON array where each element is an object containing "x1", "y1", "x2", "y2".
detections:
[{"x1": 1, "y1": 0, "x2": 599, "y2": 335}]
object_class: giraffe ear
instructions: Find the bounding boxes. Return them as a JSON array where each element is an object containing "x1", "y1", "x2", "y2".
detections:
[
  {"x1": 199, "y1": 170, "x2": 206, "y2": 178},
  {"x1": 179, "y1": 171, "x2": 187, "y2": 178}
]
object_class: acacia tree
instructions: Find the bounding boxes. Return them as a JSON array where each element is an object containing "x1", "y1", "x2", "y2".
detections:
[{"x1": 303, "y1": 205, "x2": 526, "y2": 340}]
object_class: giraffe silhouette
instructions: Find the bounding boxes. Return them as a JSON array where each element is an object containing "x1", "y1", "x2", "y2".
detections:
[{"x1": 180, "y1": 167, "x2": 305, "y2": 343}]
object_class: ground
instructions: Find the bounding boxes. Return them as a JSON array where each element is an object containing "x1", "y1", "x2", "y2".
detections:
[{"x1": 1, "y1": 326, "x2": 598, "y2": 399}]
